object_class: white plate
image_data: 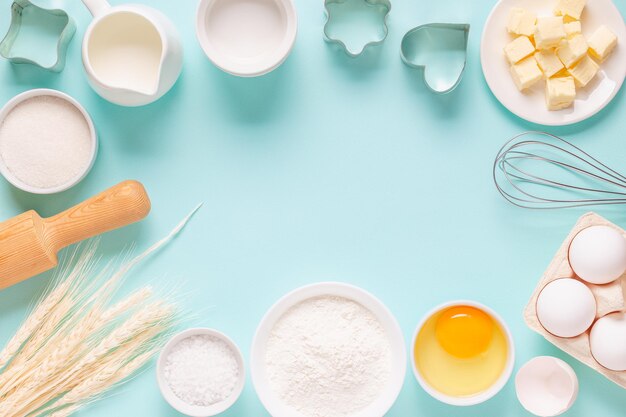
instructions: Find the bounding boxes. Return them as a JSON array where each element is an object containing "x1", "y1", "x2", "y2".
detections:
[
  {"x1": 481, "y1": 0, "x2": 626, "y2": 126},
  {"x1": 250, "y1": 282, "x2": 406, "y2": 417}
]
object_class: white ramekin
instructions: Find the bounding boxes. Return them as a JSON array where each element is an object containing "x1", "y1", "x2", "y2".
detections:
[
  {"x1": 0, "y1": 88, "x2": 98, "y2": 194},
  {"x1": 195, "y1": 0, "x2": 298, "y2": 77},
  {"x1": 411, "y1": 300, "x2": 516, "y2": 406},
  {"x1": 157, "y1": 327, "x2": 246, "y2": 417}
]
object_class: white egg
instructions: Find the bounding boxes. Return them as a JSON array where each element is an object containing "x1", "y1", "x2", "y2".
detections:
[
  {"x1": 569, "y1": 225, "x2": 626, "y2": 285},
  {"x1": 589, "y1": 312, "x2": 626, "y2": 371},
  {"x1": 515, "y1": 356, "x2": 578, "y2": 417},
  {"x1": 536, "y1": 278, "x2": 596, "y2": 338}
]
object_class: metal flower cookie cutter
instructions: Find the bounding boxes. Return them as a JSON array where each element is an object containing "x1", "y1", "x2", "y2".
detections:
[
  {"x1": 323, "y1": 0, "x2": 391, "y2": 57},
  {"x1": 0, "y1": 0, "x2": 76, "y2": 72},
  {"x1": 400, "y1": 23, "x2": 470, "y2": 94}
]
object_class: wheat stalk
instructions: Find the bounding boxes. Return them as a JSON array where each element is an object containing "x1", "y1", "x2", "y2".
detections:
[
  {"x1": 0, "y1": 205, "x2": 200, "y2": 417},
  {"x1": 45, "y1": 350, "x2": 156, "y2": 417},
  {"x1": 14, "y1": 315, "x2": 172, "y2": 417}
]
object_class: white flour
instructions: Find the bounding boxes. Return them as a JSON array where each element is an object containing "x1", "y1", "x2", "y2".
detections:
[
  {"x1": 164, "y1": 334, "x2": 240, "y2": 406},
  {"x1": 265, "y1": 296, "x2": 392, "y2": 417},
  {"x1": 0, "y1": 95, "x2": 92, "y2": 189}
]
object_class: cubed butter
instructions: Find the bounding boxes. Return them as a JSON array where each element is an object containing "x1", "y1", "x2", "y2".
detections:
[
  {"x1": 556, "y1": 34, "x2": 589, "y2": 67},
  {"x1": 535, "y1": 50, "x2": 565, "y2": 78},
  {"x1": 588, "y1": 25, "x2": 618, "y2": 62},
  {"x1": 569, "y1": 55, "x2": 599, "y2": 87},
  {"x1": 510, "y1": 56, "x2": 543, "y2": 91},
  {"x1": 546, "y1": 76, "x2": 576, "y2": 110},
  {"x1": 504, "y1": 36, "x2": 536, "y2": 64},
  {"x1": 554, "y1": 0, "x2": 587, "y2": 20},
  {"x1": 535, "y1": 16, "x2": 566, "y2": 49},
  {"x1": 507, "y1": 7, "x2": 537, "y2": 37},
  {"x1": 564, "y1": 21, "x2": 582, "y2": 37}
]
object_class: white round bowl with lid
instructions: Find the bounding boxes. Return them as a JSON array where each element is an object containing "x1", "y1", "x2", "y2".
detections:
[
  {"x1": 0, "y1": 88, "x2": 98, "y2": 194},
  {"x1": 411, "y1": 300, "x2": 515, "y2": 406},
  {"x1": 196, "y1": 0, "x2": 297, "y2": 77},
  {"x1": 250, "y1": 281, "x2": 406, "y2": 417},
  {"x1": 157, "y1": 328, "x2": 246, "y2": 417}
]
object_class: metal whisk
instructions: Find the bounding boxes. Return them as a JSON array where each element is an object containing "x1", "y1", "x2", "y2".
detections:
[{"x1": 493, "y1": 131, "x2": 626, "y2": 209}]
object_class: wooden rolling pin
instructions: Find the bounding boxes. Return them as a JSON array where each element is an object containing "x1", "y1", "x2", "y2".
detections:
[{"x1": 0, "y1": 180, "x2": 151, "y2": 290}]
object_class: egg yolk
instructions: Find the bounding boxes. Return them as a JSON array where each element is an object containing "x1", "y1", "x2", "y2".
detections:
[{"x1": 435, "y1": 306, "x2": 494, "y2": 358}]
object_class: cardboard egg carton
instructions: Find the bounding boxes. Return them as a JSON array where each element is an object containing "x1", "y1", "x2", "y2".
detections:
[{"x1": 524, "y1": 212, "x2": 626, "y2": 388}]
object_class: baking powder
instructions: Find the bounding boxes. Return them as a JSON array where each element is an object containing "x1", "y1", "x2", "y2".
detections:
[
  {"x1": 164, "y1": 334, "x2": 240, "y2": 406},
  {"x1": 0, "y1": 95, "x2": 92, "y2": 189},
  {"x1": 265, "y1": 296, "x2": 392, "y2": 417}
]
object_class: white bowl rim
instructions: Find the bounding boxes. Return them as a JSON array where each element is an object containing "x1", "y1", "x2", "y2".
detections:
[
  {"x1": 410, "y1": 300, "x2": 516, "y2": 406},
  {"x1": 250, "y1": 281, "x2": 407, "y2": 417},
  {"x1": 480, "y1": 0, "x2": 626, "y2": 126},
  {"x1": 0, "y1": 88, "x2": 98, "y2": 194},
  {"x1": 156, "y1": 327, "x2": 246, "y2": 417},
  {"x1": 195, "y1": 0, "x2": 298, "y2": 77}
]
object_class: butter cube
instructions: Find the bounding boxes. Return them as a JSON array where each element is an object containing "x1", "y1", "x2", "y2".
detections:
[
  {"x1": 507, "y1": 7, "x2": 537, "y2": 37},
  {"x1": 588, "y1": 25, "x2": 618, "y2": 62},
  {"x1": 569, "y1": 55, "x2": 599, "y2": 87},
  {"x1": 564, "y1": 21, "x2": 582, "y2": 37},
  {"x1": 554, "y1": 0, "x2": 587, "y2": 20},
  {"x1": 535, "y1": 50, "x2": 565, "y2": 78},
  {"x1": 535, "y1": 16, "x2": 566, "y2": 49},
  {"x1": 510, "y1": 56, "x2": 543, "y2": 91},
  {"x1": 546, "y1": 76, "x2": 576, "y2": 110},
  {"x1": 504, "y1": 36, "x2": 535, "y2": 64},
  {"x1": 556, "y1": 35, "x2": 589, "y2": 67}
]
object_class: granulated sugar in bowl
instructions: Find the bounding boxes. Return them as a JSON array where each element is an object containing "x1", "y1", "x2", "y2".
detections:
[
  {"x1": 251, "y1": 282, "x2": 407, "y2": 417},
  {"x1": 0, "y1": 89, "x2": 97, "y2": 194},
  {"x1": 157, "y1": 328, "x2": 245, "y2": 417}
]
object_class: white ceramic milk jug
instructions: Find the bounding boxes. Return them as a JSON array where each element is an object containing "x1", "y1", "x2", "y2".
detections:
[{"x1": 81, "y1": 0, "x2": 183, "y2": 106}]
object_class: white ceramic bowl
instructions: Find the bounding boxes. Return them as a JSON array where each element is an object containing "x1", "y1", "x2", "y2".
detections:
[
  {"x1": 481, "y1": 0, "x2": 626, "y2": 126},
  {"x1": 0, "y1": 89, "x2": 98, "y2": 194},
  {"x1": 196, "y1": 0, "x2": 298, "y2": 77},
  {"x1": 251, "y1": 282, "x2": 406, "y2": 417},
  {"x1": 411, "y1": 300, "x2": 515, "y2": 406},
  {"x1": 157, "y1": 328, "x2": 246, "y2": 417}
]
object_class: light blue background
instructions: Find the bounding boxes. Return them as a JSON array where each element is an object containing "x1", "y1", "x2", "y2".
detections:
[{"x1": 1, "y1": 0, "x2": 625, "y2": 416}]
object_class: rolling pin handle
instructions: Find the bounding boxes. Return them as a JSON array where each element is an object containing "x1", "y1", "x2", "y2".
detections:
[{"x1": 44, "y1": 180, "x2": 151, "y2": 252}]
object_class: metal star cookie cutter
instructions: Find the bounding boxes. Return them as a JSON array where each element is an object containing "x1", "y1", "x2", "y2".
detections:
[
  {"x1": 323, "y1": 0, "x2": 391, "y2": 57},
  {"x1": 0, "y1": 0, "x2": 76, "y2": 72},
  {"x1": 400, "y1": 23, "x2": 470, "y2": 94}
]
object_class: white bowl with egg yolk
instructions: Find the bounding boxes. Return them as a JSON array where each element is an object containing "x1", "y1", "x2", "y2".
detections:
[{"x1": 411, "y1": 300, "x2": 515, "y2": 406}]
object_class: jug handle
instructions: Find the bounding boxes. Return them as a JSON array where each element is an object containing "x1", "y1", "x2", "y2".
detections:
[{"x1": 82, "y1": 0, "x2": 110, "y2": 17}]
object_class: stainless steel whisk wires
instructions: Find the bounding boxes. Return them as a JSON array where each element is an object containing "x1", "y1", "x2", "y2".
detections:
[{"x1": 493, "y1": 131, "x2": 626, "y2": 209}]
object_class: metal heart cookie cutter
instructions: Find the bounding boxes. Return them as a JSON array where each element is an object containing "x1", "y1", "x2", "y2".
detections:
[
  {"x1": 400, "y1": 23, "x2": 470, "y2": 94},
  {"x1": 323, "y1": 0, "x2": 391, "y2": 57},
  {"x1": 0, "y1": 0, "x2": 76, "y2": 72}
]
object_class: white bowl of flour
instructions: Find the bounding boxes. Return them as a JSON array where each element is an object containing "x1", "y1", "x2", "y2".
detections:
[
  {"x1": 251, "y1": 282, "x2": 406, "y2": 417},
  {"x1": 0, "y1": 89, "x2": 97, "y2": 194}
]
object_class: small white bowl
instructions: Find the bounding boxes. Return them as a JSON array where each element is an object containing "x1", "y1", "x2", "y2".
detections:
[
  {"x1": 196, "y1": 0, "x2": 298, "y2": 77},
  {"x1": 250, "y1": 281, "x2": 406, "y2": 417},
  {"x1": 157, "y1": 328, "x2": 246, "y2": 417},
  {"x1": 411, "y1": 300, "x2": 515, "y2": 406},
  {"x1": 0, "y1": 89, "x2": 98, "y2": 194}
]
